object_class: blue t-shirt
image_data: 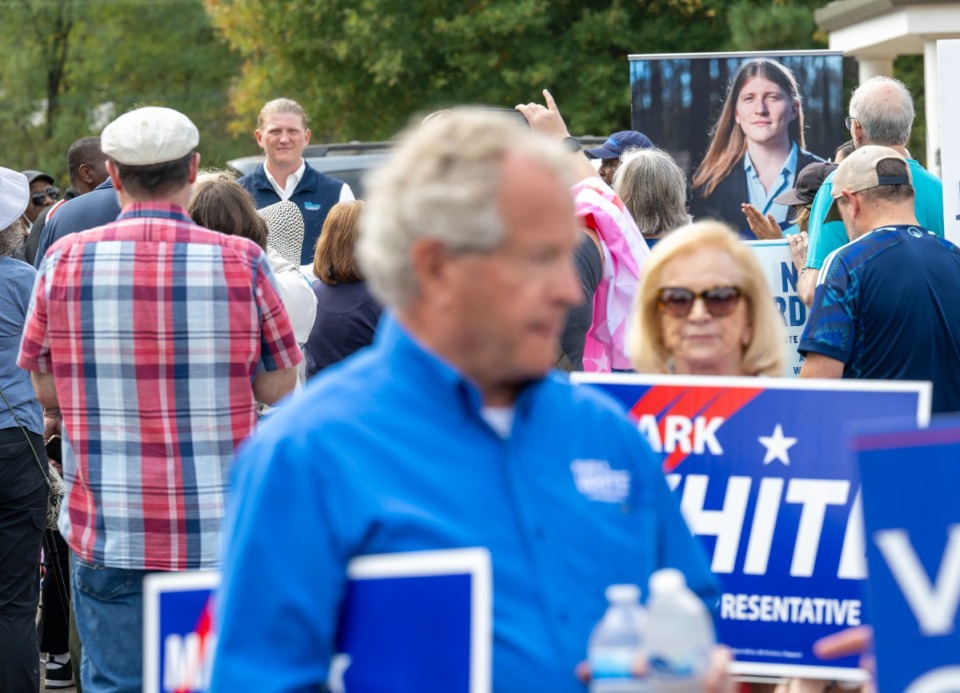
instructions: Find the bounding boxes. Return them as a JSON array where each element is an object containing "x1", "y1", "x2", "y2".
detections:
[
  {"x1": 806, "y1": 159, "x2": 944, "y2": 269},
  {"x1": 800, "y1": 225, "x2": 960, "y2": 413},
  {"x1": 211, "y1": 315, "x2": 717, "y2": 692},
  {"x1": 0, "y1": 256, "x2": 43, "y2": 434}
]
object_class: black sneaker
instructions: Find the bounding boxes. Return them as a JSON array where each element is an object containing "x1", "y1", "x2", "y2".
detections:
[{"x1": 45, "y1": 657, "x2": 74, "y2": 689}]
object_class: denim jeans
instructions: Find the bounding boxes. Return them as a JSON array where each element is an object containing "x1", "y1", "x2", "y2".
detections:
[
  {"x1": 71, "y1": 555, "x2": 153, "y2": 693},
  {"x1": 0, "y1": 427, "x2": 47, "y2": 693}
]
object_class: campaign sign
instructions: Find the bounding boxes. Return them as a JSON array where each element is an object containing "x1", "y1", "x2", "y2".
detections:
[
  {"x1": 572, "y1": 373, "x2": 931, "y2": 680},
  {"x1": 143, "y1": 548, "x2": 491, "y2": 693},
  {"x1": 853, "y1": 418, "x2": 960, "y2": 692},
  {"x1": 143, "y1": 571, "x2": 219, "y2": 693},
  {"x1": 335, "y1": 547, "x2": 492, "y2": 693},
  {"x1": 746, "y1": 239, "x2": 806, "y2": 378}
]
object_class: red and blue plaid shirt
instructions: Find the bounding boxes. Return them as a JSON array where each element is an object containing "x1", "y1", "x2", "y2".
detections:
[{"x1": 18, "y1": 202, "x2": 302, "y2": 570}]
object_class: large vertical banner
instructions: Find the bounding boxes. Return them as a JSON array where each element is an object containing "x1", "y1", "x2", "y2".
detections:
[
  {"x1": 853, "y1": 419, "x2": 960, "y2": 692},
  {"x1": 628, "y1": 50, "x2": 844, "y2": 236},
  {"x1": 573, "y1": 373, "x2": 930, "y2": 680},
  {"x1": 938, "y1": 40, "x2": 960, "y2": 247}
]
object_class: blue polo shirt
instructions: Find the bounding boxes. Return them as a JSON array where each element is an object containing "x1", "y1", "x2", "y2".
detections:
[
  {"x1": 211, "y1": 315, "x2": 717, "y2": 692},
  {"x1": 806, "y1": 159, "x2": 944, "y2": 270},
  {"x1": 800, "y1": 225, "x2": 960, "y2": 413}
]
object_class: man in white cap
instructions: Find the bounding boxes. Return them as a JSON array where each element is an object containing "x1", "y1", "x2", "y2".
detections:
[
  {"x1": 799, "y1": 145, "x2": 960, "y2": 413},
  {"x1": 18, "y1": 106, "x2": 303, "y2": 692}
]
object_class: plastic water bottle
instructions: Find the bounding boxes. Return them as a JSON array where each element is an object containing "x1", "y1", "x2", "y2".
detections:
[
  {"x1": 588, "y1": 584, "x2": 651, "y2": 693},
  {"x1": 646, "y1": 569, "x2": 715, "y2": 693}
]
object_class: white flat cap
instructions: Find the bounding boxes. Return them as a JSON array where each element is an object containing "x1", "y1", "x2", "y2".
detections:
[
  {"x1": 101, "y1": 106, "x2": 199, "y2": 165},
  {"x1": 0, "y1": 167, "x2": 29, "y2": 229}
]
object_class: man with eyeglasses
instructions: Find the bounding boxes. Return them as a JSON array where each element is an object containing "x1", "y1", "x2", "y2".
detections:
[
  {"x1": 20, "y1": 170, "x2": 59, "y2": 225},
  {"x1": 799, "y1": 146, "x2": 960, "y2": 414},
  {"x1": 797, "y1": 76, "x2": 944, "y2": 307}
]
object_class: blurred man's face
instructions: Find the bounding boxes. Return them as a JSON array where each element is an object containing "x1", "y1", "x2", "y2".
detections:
[
  {"x1": 25, "y1": 179, "x2": 59, "y2": 223},
  {"x1": 439, "y1": 153, "x2": 582, "y2": 404}
]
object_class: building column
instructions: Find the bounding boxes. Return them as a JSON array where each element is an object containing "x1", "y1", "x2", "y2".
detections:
[
  {"x1": 857, "y1": 57, "x2": 894, "y2": 82},
  {"x1": 924, "y1": 40, "x2": 941, "y2": 175}
]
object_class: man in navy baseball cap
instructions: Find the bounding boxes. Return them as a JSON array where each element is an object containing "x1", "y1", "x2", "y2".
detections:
[{"x1": 584, "y1": 130, "x2": 654, "y2": 185}]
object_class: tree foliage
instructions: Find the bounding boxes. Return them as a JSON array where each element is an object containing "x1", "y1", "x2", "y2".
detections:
[
  {"x1": 205, "y1": 0, "x2": 733, "y2": 142},
  {"x1": 0, "y1": 0, "x2": 241, "y2": 183}
]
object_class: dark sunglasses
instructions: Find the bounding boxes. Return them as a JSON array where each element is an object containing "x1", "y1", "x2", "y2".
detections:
[
  {"x1": 656, "y1": 286, "x2": 743, "y2": 319},
  {"x1": 30, "y1": 187, "x2": 60, "y2": 206}
]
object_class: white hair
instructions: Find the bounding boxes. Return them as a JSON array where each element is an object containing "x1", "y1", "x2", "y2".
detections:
[
  {"x1": 358, "y1": 109, "x2": 573, "y2": 310},
  {"x1": 849, "y1": 76, "x2": 914, "y2": 146}
]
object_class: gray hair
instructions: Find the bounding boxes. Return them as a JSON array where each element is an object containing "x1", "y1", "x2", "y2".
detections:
[
  {"x1": 358, "y1": 109, "x2": 573, "y2": 310},
  {"x1": 613, "y1": 148, "x2": 691, "y2": 236},
  {"x1": 849, "y1": 76, "x2": 914, "y2": 146},
  {"x1": 0, "y1": 218, "x2": 26, "y2": 257}
]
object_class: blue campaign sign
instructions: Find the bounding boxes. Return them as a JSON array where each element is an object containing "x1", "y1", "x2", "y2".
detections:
[
  {"x1": 853, "y1": 418, "x2": 960, "y2": 692},
  {"x1": 572, "y1": 373, "x2": 930, "y2": 680},
  {"x1": 143, "y1": 571, "x2": 220, "y2": 693},
  {"x1": 334, "y1": 547, "x2": 492, "y2": 693},
  {"x1": 143, "y1": 549, "x2": 491, "y2": 693}
]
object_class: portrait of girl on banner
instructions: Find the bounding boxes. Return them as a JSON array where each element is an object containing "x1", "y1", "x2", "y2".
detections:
[{"x1": 690, "y1": 58, "x2": 825, "y2": 237}]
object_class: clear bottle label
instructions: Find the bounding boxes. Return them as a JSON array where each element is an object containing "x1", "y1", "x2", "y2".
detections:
[{"x1": 590, "y1": 647, "x2": 636, "y2": 679}]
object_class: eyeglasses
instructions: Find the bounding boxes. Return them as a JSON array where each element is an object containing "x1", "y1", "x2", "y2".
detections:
[
  {"x1": 30, "y1": 187, "x2": 60, "y2": 206},
  {"x1": 656, "y1": 286, "x2": 743, "y2": 319},
  {"x1": 844, "y1": 117, "x2": 857, "y2": 131}
]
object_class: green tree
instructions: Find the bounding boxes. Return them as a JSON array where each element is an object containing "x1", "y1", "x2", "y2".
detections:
[
  {"x1": 0, "y1": 0, "x2": 242, "y2": 182},
  {"x1": 205, "y1": 0, "x2": 733, "y2": 143}
]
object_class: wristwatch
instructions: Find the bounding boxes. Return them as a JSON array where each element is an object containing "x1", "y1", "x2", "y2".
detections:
[{"x1": 562, "y1": 136, "x2": 582, "y2": 153}]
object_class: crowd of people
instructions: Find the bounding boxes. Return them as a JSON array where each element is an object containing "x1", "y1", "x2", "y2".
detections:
[{"x1": 0, "y1": 67, "x2": 951, "y2": 693}]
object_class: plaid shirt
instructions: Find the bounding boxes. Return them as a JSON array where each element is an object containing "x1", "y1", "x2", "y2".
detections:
[{"x1": 18, "y1": 203, "x2": 302, "y2": 570}]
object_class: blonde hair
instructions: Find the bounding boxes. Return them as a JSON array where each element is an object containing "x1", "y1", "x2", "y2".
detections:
[
  {"x1": 257, "y1": 98, "x2": 308, "y2": 130},
  {"x1": 627, "y1": 220, "x2": 785, "y2": 376}
]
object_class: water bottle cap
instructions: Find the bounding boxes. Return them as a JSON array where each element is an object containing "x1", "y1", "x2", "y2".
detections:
[
  {"x1": 649, "y1": 568, "x2": 686, "y2": 594},
  {"x1": 605, "y1": 583, "x2": 641, "y2": 604}
]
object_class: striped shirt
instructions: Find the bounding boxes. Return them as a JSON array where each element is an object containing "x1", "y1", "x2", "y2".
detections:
[{"x1": 18, "y1": 202, "x2": 302, "y2": 570}]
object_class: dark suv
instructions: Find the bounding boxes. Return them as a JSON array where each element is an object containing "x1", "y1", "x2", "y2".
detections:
[{"x1": 227, "y1": 137, "x2": 608, "y2": 199}]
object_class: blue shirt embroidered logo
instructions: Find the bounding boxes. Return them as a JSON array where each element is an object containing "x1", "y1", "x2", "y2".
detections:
[{"x1": 570, "y1": 459, "x2": 631, "y2": 503}]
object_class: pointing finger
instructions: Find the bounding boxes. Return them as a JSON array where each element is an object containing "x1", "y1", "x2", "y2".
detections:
[{"x1": 543, "y1": 89, "x2": 558, "y2": 112}]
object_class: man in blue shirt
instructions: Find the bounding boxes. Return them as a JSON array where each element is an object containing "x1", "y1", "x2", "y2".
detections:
[
  {"x1": 238, "y1": 98, "x2": 354, "y2": 266},
  {"x1": 797, "y1": 76, "x2": 944, "y2": 306},
  {"x1": 212, "y1": 109, "x2": 723, "y2": 692},
  {"x1": 799, "y1": 146, "x2": 960, "y2": 414}
]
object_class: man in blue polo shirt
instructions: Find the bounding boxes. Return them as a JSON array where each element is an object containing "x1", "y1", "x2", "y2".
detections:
[
  {"x1": 238, "y1": 98, "x2": 354, "y2": 267},
  {"x1": 797, "y1": 76, "x2": 944, "y2": 306},
  {"x1": 212, "y1": 110, "x2": 725, "y2": 692},
  {"x1": 799, "y1": 146, "x2": 960, "y2": 414}
]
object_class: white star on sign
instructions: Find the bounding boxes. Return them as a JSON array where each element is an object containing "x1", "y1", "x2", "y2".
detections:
[{"x1": 758, "y1": 424, "x2": 798, "y2": 466}]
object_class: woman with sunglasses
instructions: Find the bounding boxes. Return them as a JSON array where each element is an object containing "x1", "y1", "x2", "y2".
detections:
[{"x1": 628, "y1": 220, "x2": 784, "y2": 377}]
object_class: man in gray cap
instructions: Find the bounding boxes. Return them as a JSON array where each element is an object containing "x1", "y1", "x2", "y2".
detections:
[
  {"x1": 18, "y1": 106, "x2": 303, "y2": 692},
  {"x1": 799, "y1": 146, "x2": 960, "y2": 413},
  {"x1": 20, "y1": 169, "x2": 60, "y2": 225}
]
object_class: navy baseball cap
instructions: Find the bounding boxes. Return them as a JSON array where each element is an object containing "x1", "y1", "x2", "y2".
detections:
[{"x1": 584, "y1": 131, "x2": 654, "y2": 160}]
